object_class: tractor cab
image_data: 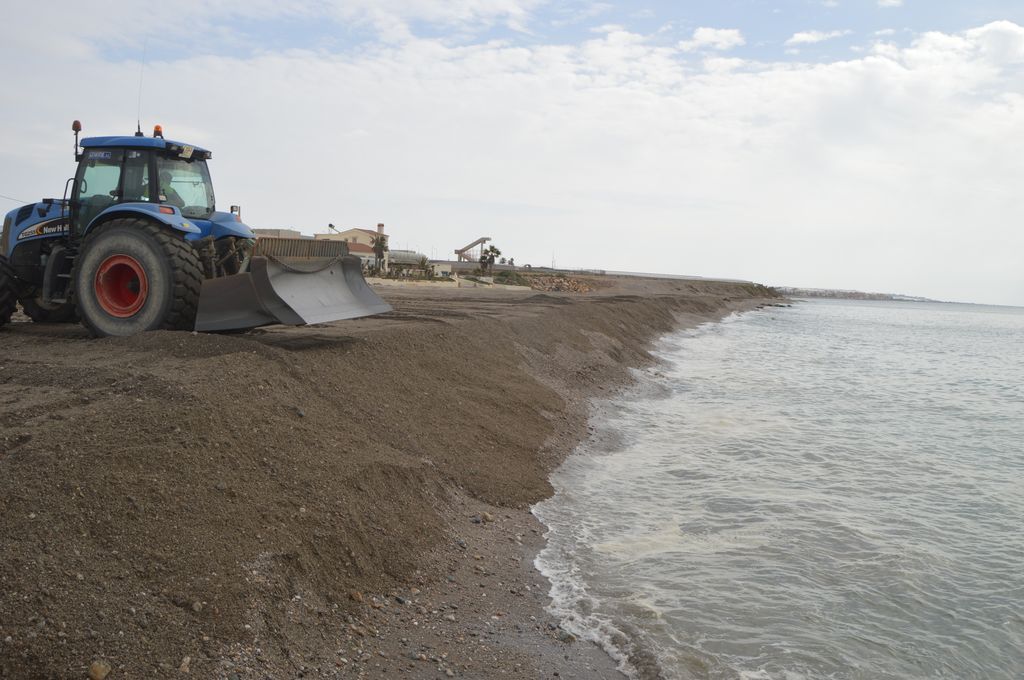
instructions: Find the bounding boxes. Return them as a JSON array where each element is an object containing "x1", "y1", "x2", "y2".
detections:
[{"x1": 73, "y1": 133, "x2": 217, "y2": 238}]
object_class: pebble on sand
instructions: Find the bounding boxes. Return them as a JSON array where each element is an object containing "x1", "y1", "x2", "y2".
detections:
[{"x1": 88, "y1": 660, "x2": 111, "y2": 680}]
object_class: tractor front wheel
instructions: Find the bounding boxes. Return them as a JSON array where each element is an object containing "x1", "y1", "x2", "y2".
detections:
[
  {"x1": 19, "y1": 292, "x2": 78, "y2": 323},
  {"x1": 73, "y1": 218, "x2": 203, "y2": 337},
  {"x1": 0, "y1": 255, "x2": 18, "y2": 328}
]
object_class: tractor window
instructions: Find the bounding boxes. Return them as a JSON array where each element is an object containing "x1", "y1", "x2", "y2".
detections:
[
  {"x1": 156, "y1": 157, "x2": 215, "y2": 219},
  {"x1": 74, "y1": 149, "x2": 124, "y2": 234},
  {"x1": 122, "y1": 150, "x2": 151, "y2": 202},
  {"x1": 78, "y1": 152, "x2": 122, "y2": 201}
]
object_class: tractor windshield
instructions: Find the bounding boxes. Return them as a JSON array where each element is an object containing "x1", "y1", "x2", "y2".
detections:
[{"x1": 156, "y1": 156, "x2": 215, "y2": 219}]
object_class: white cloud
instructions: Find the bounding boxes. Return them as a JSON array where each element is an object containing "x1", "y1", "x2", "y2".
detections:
[
  {"x1": 679, "y1": 27, "x2": 746, "y2": 52},
  {"x1": 785, "y1": 29, "x2": 852, "y2": 46},
  {"x1": 550, "y1": 2, "x2": 613, "y2": 27},
  {"x1": 878, "y1": 0, "x2": 903, "y2": 7},
  {"x1": 2, "y1": 8, "x2": 1024, "y2": 304},
  {"x1": 0, "y1": 0, "x2": 548, "y2": 50},
  {"x1": 966, "y1": 20, "x2": 1024, "y2": 63}
]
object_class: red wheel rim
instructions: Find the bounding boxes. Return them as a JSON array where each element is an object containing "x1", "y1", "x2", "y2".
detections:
[{"x1": 94, "y1": 254, "x2": 149, "y2": 317}]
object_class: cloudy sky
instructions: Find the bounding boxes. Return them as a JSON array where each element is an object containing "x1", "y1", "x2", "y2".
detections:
[{"x1": 2, "y1": 1, "x2": 1024, "y2": 305}]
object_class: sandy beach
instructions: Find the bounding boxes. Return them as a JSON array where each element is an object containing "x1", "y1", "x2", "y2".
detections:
[{"x1": 0, "y1": 276, "x2": 779, "y2": 679}]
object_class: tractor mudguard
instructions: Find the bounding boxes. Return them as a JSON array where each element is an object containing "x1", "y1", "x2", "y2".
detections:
[
  {"x1": 85, "y1": 203, "x2": 201, "y2": 238},
  {"x1": 203, "y1": 211, "x2": 255, "y2": 241},
  {"x1": 194, "y1": 238, "x2": 391, "y2": 331}
]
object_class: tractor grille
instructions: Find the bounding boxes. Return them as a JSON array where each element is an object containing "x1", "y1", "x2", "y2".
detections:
[{"x1": 253, "y1": 238, "x2": 348, "y2": 260}]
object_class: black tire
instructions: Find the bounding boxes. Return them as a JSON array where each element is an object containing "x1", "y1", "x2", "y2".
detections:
[
  {"x1": 0, "y1": 255, "x2": 18, "y2": 328},
  {"x1": 73, "y1": 218, "x2": 203, "y2": 337},
  {"x1": 19, "y1": 293, "x2": 79, "y2": 323}
]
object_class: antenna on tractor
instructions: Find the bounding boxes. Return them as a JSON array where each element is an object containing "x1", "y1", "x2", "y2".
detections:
[{"x1": 135, "y1": 39, "x2": 148, "y2": 137}]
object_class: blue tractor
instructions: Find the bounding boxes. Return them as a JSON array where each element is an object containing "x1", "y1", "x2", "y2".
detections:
[{"x1": 0, "y1": 121, "x2": 390, "y2": 336}]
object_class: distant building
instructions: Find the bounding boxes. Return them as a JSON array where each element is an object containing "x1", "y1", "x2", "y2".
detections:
[
  {"x1": 315, "y1": 223, "x2": 389, "y2": 270},
  {"x1": 341, "y1": 241, "x2": 376, "y2": 268},
  {"x1": 389, "y1": 249, "x2": 427, "y2": 269},
  {"x1": 431, "y1": 262, "x2": 454, "y2": 278},
  {"x1": 252, "y1": 228, "x2": 306, "y2": 239}
]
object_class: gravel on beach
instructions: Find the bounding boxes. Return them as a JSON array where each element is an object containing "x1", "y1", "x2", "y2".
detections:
[{"x1": 0, "y1": 276, "x2": 778, "y2": 678}]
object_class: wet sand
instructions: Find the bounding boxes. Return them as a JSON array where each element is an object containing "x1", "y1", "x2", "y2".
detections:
[{"x1": 0, "y1": 276, "x2": 778, "y2": 678}]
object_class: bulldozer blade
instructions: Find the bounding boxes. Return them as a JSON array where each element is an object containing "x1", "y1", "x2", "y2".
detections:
[{"x1": 194, "y1": 250, "x2": 391, "y2": 332}]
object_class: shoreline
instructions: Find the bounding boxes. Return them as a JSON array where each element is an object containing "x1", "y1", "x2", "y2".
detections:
[
  {"x1": 520, "y1": 296, "x2": 773, "y2": 679},
  {"x1": 0, "y1": 277, "x2": 779, "y2": 678}
]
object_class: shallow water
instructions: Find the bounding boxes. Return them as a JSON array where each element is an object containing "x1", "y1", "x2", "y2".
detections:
[{"x1": 534, "y1": 299, "x2": 1024, "y2": 680}]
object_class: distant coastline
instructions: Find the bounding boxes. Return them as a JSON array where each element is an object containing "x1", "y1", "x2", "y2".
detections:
[{"x1": 776, "y1": 287, "x2": 939, "y2": 302}]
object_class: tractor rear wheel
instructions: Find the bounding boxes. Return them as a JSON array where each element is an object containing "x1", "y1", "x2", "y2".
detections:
[
  {"x1": 73, "y1": 218, "x2": 203, "y2": 337},
  {"x1": 0, "y1": 255, "x2": 18, "y2": 328},
  {"x1": 19, "y1": 292, "x2": 78, "y2": 323}
]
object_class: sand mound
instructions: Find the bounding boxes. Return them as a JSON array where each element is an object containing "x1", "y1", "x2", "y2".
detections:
[{"x1": 0, "y1": 278, "x2": 777, "y2": 678}]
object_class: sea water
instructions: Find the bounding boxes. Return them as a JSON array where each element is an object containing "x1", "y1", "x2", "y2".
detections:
[{"x1": 534, "y1": 299, "x2": 1024, "y2": 680}]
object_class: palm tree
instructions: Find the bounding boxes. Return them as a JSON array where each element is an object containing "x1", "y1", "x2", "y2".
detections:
[
  {"x1": 417, "y1": 255, "x2": 433, "y2": 278},
  {"x1": 370, "y1": 234, "x2": 389, "y2": 272},
  {"x1": 480, "y1": 244, "x2": 502, "y2": 273}
]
